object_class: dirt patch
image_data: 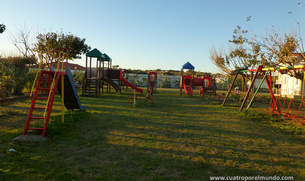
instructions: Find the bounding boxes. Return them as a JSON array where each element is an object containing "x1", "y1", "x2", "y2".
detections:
[{"x1": 13, "y1": 134, "x2": 48, "y2": 142}]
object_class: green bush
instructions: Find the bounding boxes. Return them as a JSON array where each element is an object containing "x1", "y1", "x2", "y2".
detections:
[
  {"x1": 72, "y1": 70, "x2": 85, "y2": 87},
  {"x1": 161, "y1": 75, "x2": 172, "y2": 88},
  {"x1": 0, "y1": 56, "x2": 36, "y2": 95},
  {"x1": 128, "y1": 74, "x2": 142, "y2": 87}
]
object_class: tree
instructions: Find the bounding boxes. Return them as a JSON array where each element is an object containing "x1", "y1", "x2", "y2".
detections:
[
  {"x1": 0, "y1": 24, "x2": 5, "y2": 34},
  {"x1": 210, "y1": 23, "x2": 299, "y2": 75},
  {"x1": 0, "y1": 59, "x2": 14, "y2": 92},
  {"x1": 0, "y1": 56, "x2": 36, "y2": 95},
  {"x1": 161, "y1": 75, "x2": 172, "y2": 88},
  {"x1": 34, "y1": 31, "x2": 91, "y2": 61},
  {"x1": 10, "y1": 25, "x2": 36, "y2": 57},
  {"x1": 72, "y1": 70, "x2": 85, "y2": 88},
  {"x1": 128, "y1": 74, "x2": 141, "y2": 86},
  {"x1": 112, "y1": 65, "x2": 119, "y2": 70}
]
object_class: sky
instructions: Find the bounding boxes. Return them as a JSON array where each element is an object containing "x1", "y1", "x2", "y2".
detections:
[{"x1": 0, "y1": 0, "x2": 304, "y2": 73}]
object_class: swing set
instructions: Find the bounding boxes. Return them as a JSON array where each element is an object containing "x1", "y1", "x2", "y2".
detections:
[{"x1": 223, "y1": 64, "x2": 305, "y2": 125}]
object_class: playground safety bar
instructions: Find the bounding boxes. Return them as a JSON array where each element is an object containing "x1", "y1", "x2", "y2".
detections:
[
  {"x1": 222, "y1": 64, "x2": 305, "y2": 125},
  {"x1": 238, "y1": 65, "x2": 305, "y2": 73},
  {"x1": 49, "y1": 48, "x2": 69, "y2": 72}
]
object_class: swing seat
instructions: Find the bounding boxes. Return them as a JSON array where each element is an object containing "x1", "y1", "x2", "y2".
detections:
[
  {"x1": 266, "y1": 100, "x2": 276, "y2": 115},
  {"x1": 128, "y1": 96, "x2": 137, "y2": 104},
  {"x1": 291, "y1": 99, "x2": 305, "y2": 124},
  {"x1": 300, "y1": 118, "x2": 305, "y2": 125},
  {"x1": 282, "y1": 98, "x2": 296, "y2": 119},
  {"x1": 266, "y1": 96, "x2": 282, "y2": 117},
  {"x1": 144, "y1": 97, "x2": 153, "y2": 103},
  {"x1": 274, "y1": 96, "x2": 288, "y2": 118}
]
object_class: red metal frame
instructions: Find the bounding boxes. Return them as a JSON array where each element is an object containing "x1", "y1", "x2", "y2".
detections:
[
  {"x1": 203, "y1": 76, "x2": 211, "y2": 87},
  {"x1": 144, "y1": 88, "x2": 154, "y2": 103},
  {"x1": 128, "y1": 88, "x2": 154, "y2": 104},
  {"x1": 282, "y1": 98, "x2": 297, "y2": 120},
  {"x1": 264, "y1": 71, "x2": 280, "y2": 114},
  {"x1": 23, "y1": 48, "x2": 69, "y2": 137},
  {"x1": 288, "y1": 98, "x2": 305, "y2": 124},
  {"x1": 148, "y1": 72, "x2": 157, "y2": 91},
  {"x1": 183, "y1": 75, "x2": 193, "y2": 87},
  {"x1": 148, "y1": 72, "x2": 157, "y2": 82}
]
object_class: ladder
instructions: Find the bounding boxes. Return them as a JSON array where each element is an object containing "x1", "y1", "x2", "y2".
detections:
[
  {"x1": 23, "y1": 48, "x2": 68, "y2": 137},
  {"x1": 82, "y1": 78, "x2": 98, "y2": 96}
]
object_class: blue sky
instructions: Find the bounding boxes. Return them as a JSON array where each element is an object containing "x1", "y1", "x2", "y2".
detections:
[{"x1": 0, "y1": 0, "x2": 304, "y2": 73}]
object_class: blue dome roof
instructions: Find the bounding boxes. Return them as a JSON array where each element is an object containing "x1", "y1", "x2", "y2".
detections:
[{"x1": 182, "y1": 62, "x2": 194, "y2": 69}]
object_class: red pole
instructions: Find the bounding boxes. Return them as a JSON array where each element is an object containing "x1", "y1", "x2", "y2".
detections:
[{"x1": 264, "y1": 71, "x2": 280, "y2": 113}]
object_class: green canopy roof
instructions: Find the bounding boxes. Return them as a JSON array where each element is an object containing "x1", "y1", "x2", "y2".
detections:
[
  {"x1": 86, "y1": 48, "x2": 104, "y2": 58},
  {"x1": 103, "y1": 53, "x2": 112, "y2": 62}
]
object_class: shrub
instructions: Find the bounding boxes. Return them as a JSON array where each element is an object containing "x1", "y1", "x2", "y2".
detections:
[
  {"x1": 72, "y1": 70, "x2": 85, "y2": 87},
  {"x1": 0, "y1": 56, "x2": 36, "y2": 95}
]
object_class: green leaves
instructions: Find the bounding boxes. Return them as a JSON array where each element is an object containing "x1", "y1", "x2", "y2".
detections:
[
  {"x1": 0, "y1": 57, "x2": 36, "y2": 94},
  {"x1": 211, "y1": 23, "x2": 300, "y2": 76},
  {"x1": 34, "y1": 31, "x2": 91, "y2": 61},
  {"x1": 0, "y1": 24, "x2": 5, "y2": 34}
]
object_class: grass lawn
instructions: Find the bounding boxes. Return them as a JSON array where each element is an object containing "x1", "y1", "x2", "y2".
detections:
[{"x1": 1, "y1": 89, "x2": 305, "y2": 180}]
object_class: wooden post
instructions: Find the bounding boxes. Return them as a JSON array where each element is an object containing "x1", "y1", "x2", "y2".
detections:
[
  {"x1": 211, "y1": 76, "x2": 216, "y2": 95},
  {"x1": 239, "y1": 65, "x2": 263, "y2": 112},
  {"x1": 102, "y1": 61, "x2": 104, "y2": 94},
  {"x1": 242, "y1": 74, "x2": 248, "y2": 92},
  {"x1": 250, "y1": 71, "x2": 254, "y2": 98},
  {"x1": 85, "y1": 56, "x2": 88, "y2": 74},
  {"x1": 99, "y1": 59, "x2": 101, "y2": 96},
  {"x1": 107, "y1": 62, "x2": 110, "y2": 93},
  {"x1": 94, "y1": 58, "x2": 97, "y2": 97},
  {"x1": 96, "y1": 58, "x2": 98, "y2": 79},
  {"x1": 147, "y1": 73, "x2": 149, "y2": 92},
  {"x1": 180, "y1": 69, "x2": 183, "y2": 96},
  {"x1": 222, "y1": 70, "x2": 239, "y2": 106},
  {"x1": 245, "y1": 69, "x2": 270, "y2": 111},
  {"x1": 89, "y1": 57, "x2": 92, "y2": 78}
]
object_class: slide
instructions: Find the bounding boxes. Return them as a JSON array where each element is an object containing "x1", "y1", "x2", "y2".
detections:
[
  {"x1": 100, "y1": 77, "x2": 121, "y2": 95},
  {"x1": 184, "y1": 83, "x2": 193, "y2": 95},
  {"x1": 120, "y1": 77, "x2": 143, "y2": 93},
  {"x1": 183, "y1": 75, "x2": 193, "y2": 95},
  {"x1": 193, "y1": 78, "x2": 204, "y2": 87},
  {"x1": 57, "y1": 66, "x2": 86, "y2": 111}
]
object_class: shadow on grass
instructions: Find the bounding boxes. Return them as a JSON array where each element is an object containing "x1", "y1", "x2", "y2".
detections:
[{"x1": 1, "y1": 91, "x2": 305, "y2": 180}]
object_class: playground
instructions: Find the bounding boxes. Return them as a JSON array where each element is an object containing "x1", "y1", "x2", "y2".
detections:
[
  {"x1": 2, "y1": 1, "x2": 305, "y2": 179},
  {"x1": 1, "y1": 48, "x2": 305, "y2": 180},
  {"x1": 0, "y1": 48, "x2": 305, "y2": 180},
  {"x1": 1, "y1": 87, "x2": 305, "y2": 180}
]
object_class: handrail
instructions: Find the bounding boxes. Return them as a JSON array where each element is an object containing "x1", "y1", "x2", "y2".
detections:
[
  {"x1": 30, "y1": 54, "x2": 44, "y2": 100},
  {"x1": 49, "y1": 48, "x2": 69, "y2": 72},
  {"x1": 43, "y1": 48, "x2": 69, "y2": 119}
]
